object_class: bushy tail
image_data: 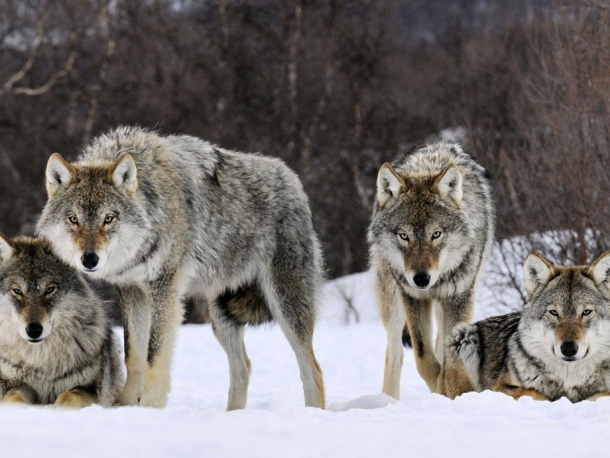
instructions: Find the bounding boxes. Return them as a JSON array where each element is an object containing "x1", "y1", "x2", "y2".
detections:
[{"x1": 402, "y1": 324, "x2": 412, "y2": 347}]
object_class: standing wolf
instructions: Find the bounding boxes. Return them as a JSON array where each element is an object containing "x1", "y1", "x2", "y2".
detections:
[
  {"x1": 0, "y1": 235, "x2": 123, "y2": 407},
  {"x1": 37, "y1": 126, "x2": 325, "y2": 409},
  {"x1": 448, "y1": 252, "x2": 610, "y2": 402},
  {"x1": 368, "y1": 142, "x2": 495, "y2": 399}
]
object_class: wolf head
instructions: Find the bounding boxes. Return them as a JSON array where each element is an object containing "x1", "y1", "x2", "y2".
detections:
[
  {"x1": 369, "y1": 161, "x2": 470, "y2": 291},
  {"x1": 0, "y1": 235, "x2": 92, "y2": 344},
  {"x1": 522, "y1": 251, "x2": 610, "y2": 363},
  {"x1": 37, "y1": 153, "x2": 151, "y2": 276}
]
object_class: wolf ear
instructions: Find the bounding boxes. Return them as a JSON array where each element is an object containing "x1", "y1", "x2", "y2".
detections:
[
  {"x1": 109, "y1": 153, "x2": 138, "y2": 197},
  {"x1": 46, "y1": 153, "x2": 76, "y2": 199},
  {"x1": 376, "y1": 163, "x2": 405, "y2": 208},
  {"x1": 524, "y1": 252, "x2": 556, "y2": 296},
  {"x1": 586, "y1": 252, "x2": 610, "y2": 285},
  {"x1": 434, "y1": 164, "x2": 463, "y2": 206},
  {"x1": 0, "y1": 233, "x2": 13, "y2": 262}
]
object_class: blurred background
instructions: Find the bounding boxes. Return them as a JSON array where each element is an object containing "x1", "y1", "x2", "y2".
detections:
[{"x1": 0, "y1": 0, "x2": 609, "y2": 320}]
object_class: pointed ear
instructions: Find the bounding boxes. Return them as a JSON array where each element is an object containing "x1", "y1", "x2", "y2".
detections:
[
  {"x1": 376, "y1": 163, "x2": 405, "y2": 208},
  {"x1": 0, "y1": 233, "x2": 13, "y2": 262},
  {"x1": 524, "y1": 252, "x2": 556, "y2": 297},
  {"x1": 434, "y1": 163, "x2": 463, "y2": 206},
  {"x1": 586, "y1": 252, "x2": 610, "y2": 285},
  {"x1": 108, "y1": 153, "x2": 138, "y2": 197},
  {"x1": 46, "y1": 153, "x2": 76, "y2": 199}
]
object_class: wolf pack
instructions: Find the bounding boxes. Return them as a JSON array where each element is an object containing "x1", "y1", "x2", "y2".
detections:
[{"x1": 0, "y1": 126, "x2": 608, "y2": 410}]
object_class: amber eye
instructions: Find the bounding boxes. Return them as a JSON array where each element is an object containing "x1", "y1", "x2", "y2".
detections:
[
  {"x1": 549, "y1": 310, "x2": 558, "y2": 316},
  {"x1": 398, "y1": 232, "x2": 409, "y2": 242},
  {"x1": 104, "y1": 215, "x2": 115, "y2": 224},
  {"x1": 583, "y1": 309, "x2": 593, "y2": 316},
  {"x1": 432, "y1": 231, "x2": 442, "y2": 240},
  {"x1": 68, "y1": 216, "x2": 78, "y2": 225},
  {"x1": 12, "y1": 288, "x2": 22, "y2": 296},
  {"x1": 45, "y1": 286, "x2": 56, "y2": 295}
]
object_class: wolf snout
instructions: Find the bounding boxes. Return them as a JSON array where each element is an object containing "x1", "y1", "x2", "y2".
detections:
[
  {"x1": 81, "y1": 252, "x2": 99, "y2": 270},
  {"x1": 413, "y1": 272, "x2": 431, "y2": 288},
  {"x1": 560, "y1": 341, "x2": 578, "y2": 358},
  {"x1": 26, "y1": 322, "x2": 44, "y2": 340}
]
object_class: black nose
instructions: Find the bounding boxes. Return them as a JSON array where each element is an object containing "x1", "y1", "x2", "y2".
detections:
[
  {"x1": 26, "y1": 322, "x2": 43, "y2": 339},
  {"x1": 81, "y1": 252, "x2": 99, "y2": 269},
  {"x1": 413, "y1": 272, "x2": 431, "y2": 288},
  {"x1": 561, "y1": 341, "x2": 578, "y2": 357}
]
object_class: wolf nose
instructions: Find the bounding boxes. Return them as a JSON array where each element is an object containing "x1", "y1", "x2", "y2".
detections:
[
  {"x1": 413, "y1": 273, "x2": 431, "y2": 288},
  {"x1": 561, "y1": 341, "x2": 578, "y2": 357},
  {"x1": 81, "y1": 252, "x2": 99, "y2": 269},
  {"x1": 26, "y1": 322, "x2": 43, "y2": 339}
]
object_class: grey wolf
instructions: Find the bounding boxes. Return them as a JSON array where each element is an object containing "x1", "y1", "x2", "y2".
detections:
[
  {"x1": 368, "y1": 142, "x2": 495, "y2": 399},
  {"x1": 448, "y1": 251, "x2": 610, "y2": 402},
  {"x1": 0, "y1": 235, "x2": 123, "y2": 408},
  {"x1": 37, "y1": 126, "x2": 325, "y2": 409}
]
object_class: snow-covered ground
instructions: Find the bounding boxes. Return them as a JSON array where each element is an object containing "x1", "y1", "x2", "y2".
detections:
[{"x1": 2, "y1": 245, "x2": 610, "y2": 458}]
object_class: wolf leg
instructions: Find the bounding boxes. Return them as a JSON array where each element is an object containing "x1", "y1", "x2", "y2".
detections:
[
  {"x1": 403, "y1": 295, "x2": 441, "y2": 392},
  {"x1": 2, "y1": 386, "x2": 37, "y2": 404},
  {"x1": 117, "y1": 284, "x2": 151, "y2": 406},
  {"x1": 437, "y1": 291, "x2": 475, "y2": 398},
  {"x1": 263, "y1": 277, "x2": 325, "y2": 409},
  {"x1": 444, "y1": 322, "x2": 480, "y2": 394},
  {"x1": 587, "y1": 392, "x2": 610, "y2": 401},
  {"x1": 495, "y1": 371, "x2": 550, "y2": 401},
  {"x1": 376, "y1": 274, "x2": 407, "y2": 399},
  {"x1": 139, "y1": 274, "x2": 184, "y2": 408},
  {"x1": 209, "y1": 303, "x2": 251, "y2": 411},
  {"x1": 54, "y1": 389, "x2": 97, "y2": 409}
]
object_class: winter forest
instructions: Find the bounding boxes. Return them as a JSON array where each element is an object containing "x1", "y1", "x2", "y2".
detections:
[{"x1": 1, "y1": 1, "x2": 610, "y2": 457}]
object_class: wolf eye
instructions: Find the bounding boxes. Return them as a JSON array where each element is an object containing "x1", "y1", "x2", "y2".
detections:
[
  {"x1": 549, "y1": 310, "x2": 558, "y2": 316},
  {"x1": 104, "y1": 215, "x2": 115, "y2": 224},
  {"x1": 68, "y1": 216, "x2": 78, "y2": 225},
  {"x1": 44, "y1": 286, "x2": 56, "y2": 295},
  {"x1": 398, "y1": 232, "x2": 409, "y2": 242},
  {"x1": 583, "y1": 309, "x2": 593, "y2": 316},
  {"x1": 432, "y1": 231, "x2": 442, "y2": 240},
  {"x1": 12, "y1": 288, "x2": 22, "y2": 296}
]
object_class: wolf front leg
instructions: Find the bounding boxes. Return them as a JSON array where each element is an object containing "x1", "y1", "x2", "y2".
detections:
[
  {"x1": 2, "y1": 385, "x2": 38, "y2": 404},
  {"x1": 54, "y1": 388, "x2": 98, "y2": 409},
  {"x1": 495, "y1": 372, "x2": 550, "y2": 401},
  {"x1": 118, "y1": 284, "x2": 151, "y2": 407},
  {"x1": 587, "y1": 392, "x2": 610, "y2": 402},
  {"x1": 376, "y1": 272, "x2": 407, "y2": 399},
  {"x1": 403, "y1": 294, "x2": 441, "y2": 393},
  {"x1": 139, "y1": 272, "x2": 184, "y2": 408},
  {"x1": 436, "y1": 291, "x2": 476, "y2": 398}
]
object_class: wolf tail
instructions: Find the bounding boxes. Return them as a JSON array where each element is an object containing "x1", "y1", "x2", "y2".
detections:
[{"x1": 402, "y1": 324, "x2": 412, "y2": 347}]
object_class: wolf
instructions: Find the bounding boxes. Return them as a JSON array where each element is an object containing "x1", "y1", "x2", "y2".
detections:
[
  {"x1": 368, "y1": 142, "x2": 495, "y2": 399},
  {"x1": 448, "y1": 251, "x2": 610, "y2": 402},
  {"x1": 37, "y1": 126, "x2": 325, "y2": 410},
  {"x1": 0, "y1": 235, "x2": 123, "y2": 408}
]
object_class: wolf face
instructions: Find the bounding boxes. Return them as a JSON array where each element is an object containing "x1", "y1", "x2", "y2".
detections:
[
  {"x1": 37, "y1": 153, "x2": 151, "y2": 277},
  {"x1": 370, "y1": 162, "x2": 472, "y2": 291},
  {"x1": 522, "y1": 252, "x2": 610, "y2": 364},
  {"x1": 0, "y1": 235, "x2": 90, "y2": 344}
]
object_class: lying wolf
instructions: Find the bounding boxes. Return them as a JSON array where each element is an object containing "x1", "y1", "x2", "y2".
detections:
[
  {"x1": 448, "y1": 251, "x2": 610, "y2": 402},
  {"x1": 0, "y1": 235, "x2": 123, "y2": 407},
  {"x1": 37, "y1": 126, "x2": 325, "y2": 409}
]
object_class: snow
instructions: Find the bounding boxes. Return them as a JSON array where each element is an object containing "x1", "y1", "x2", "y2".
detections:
[{"x1": 2, "y1": 242, "x2": 610, "y2": 458}]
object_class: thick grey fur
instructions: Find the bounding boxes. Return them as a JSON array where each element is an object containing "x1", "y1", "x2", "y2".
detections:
[
  {"x1": 37, "y1": 126, "x2": 325, "y2": 409},
  {"x1": 0, "y1": 236, "x2": 123, "y2": 407}
]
